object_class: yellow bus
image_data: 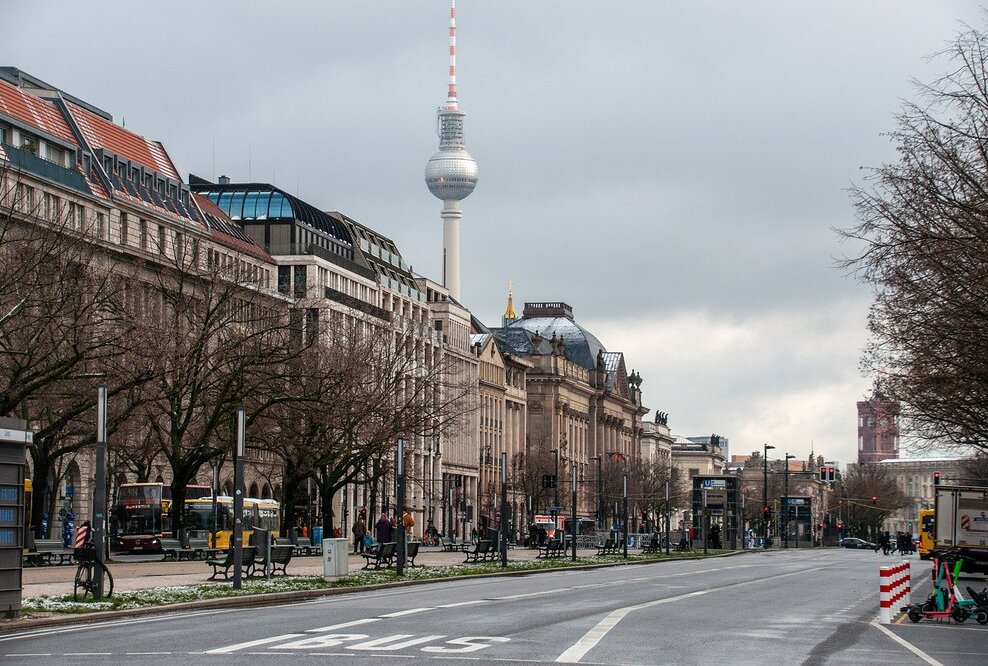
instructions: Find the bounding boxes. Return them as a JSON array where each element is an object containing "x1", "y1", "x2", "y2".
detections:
[
  {"x1": 918, "y1": 508, "x2": 935, "y2": 560},
  {"x1": 184, "y1": 496, "x2": 280, "y2": 549}
]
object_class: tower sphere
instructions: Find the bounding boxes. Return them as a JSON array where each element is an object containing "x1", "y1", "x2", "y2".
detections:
[{"x1": 425, "y1": 146, "x2": 479, "y2": 201}]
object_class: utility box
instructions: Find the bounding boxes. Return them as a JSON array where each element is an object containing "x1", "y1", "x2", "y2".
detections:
[
  {"x1": 322, "y1": 538, "x2": 349, "y2": 580},
  {"x1": 0, "y1": 417, "x2": 31, "y2": 619}
]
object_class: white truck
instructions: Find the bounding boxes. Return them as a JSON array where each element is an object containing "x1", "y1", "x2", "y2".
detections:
[{"x1": 934, "y1": 485, "x2": 988, "y2": 574}]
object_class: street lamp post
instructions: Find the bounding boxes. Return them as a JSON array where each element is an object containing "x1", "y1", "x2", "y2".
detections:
[
  {"x1": 551, "y1": 448, "x2": 560, "y2": 511},
  {"x1": 396, "y1": 437, "x2": 406, "y2": 576},
  {"x1": 763, "y1": 444, "x2": 775, "y2": 545},
  {"x1": 590, "y1": 455, "x2": 602, "y2": 530},
  {"x1": 232, "y1": 409, "x2": 245, "y2": 590},
  {"x1": 783, "y1": 453, "x2": 795, "y2": 549},
  {"x1": 500, "y1": 452, "x2": 509, "y2": 568},
  {"x1": 571, "y1": 463, "x2": 578, "y2": 562},
  {"x1": 622, "y1": 474, "x2": 628, "y2": 559}
]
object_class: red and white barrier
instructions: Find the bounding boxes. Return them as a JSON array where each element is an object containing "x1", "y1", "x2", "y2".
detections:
[
  {"x1": 73, "y1": 524, "x2": 90, "y2": 549},
  {"x1": 879, "y1": 562, "x2": 911, "y2": 623}
]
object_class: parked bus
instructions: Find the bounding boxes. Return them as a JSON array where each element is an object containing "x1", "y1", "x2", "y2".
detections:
[
  {"x1": 112, "y1": 482, "x2": 210, "y2": 553},
  {"x1": 184, "y1": 496, "x2": 280, "y2": 549},
  {"x1": 22, "y1": 478, "x2": 33, "y2": 553},
  {"x1": 918, "y1": 508, "x2": 935, "y2": 560}
]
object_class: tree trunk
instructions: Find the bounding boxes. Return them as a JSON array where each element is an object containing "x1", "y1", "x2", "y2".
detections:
[{"x1": 30, "y1": 458, "x2": 53, "y2": 540}]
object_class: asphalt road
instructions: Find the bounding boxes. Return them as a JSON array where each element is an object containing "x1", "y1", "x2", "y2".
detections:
[{"x1": 2, "y1": 549, "x2": 985, "y2": 665}]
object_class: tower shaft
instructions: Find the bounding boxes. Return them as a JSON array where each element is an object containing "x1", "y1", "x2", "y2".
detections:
[{"x1": 442, "y1": 200, "x2": 462, "y2": 300}]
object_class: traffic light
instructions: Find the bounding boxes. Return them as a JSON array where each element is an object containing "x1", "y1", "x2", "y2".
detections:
[
  {"x1": 819, "y1": 466, "x2": 827, "y2": 481},
  {"x1": 828, "y1": 467, "x2": 836, "y2": 482},
  {"x1": 641, "y1": 509, "x2": 648, "y2": 521},
  {"x1": 933, "y1": 471, "x2": 940, "y2": 486},
  {"x1": 763, "y1": 505, "x2": 770, "y2": 516},
  {"x1": 871, "y1": 495, "x2": 877, "y2": 505}
]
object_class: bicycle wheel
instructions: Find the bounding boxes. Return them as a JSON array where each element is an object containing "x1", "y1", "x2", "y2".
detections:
[
  {"x1": 73, "y1": 563, "x2": 93, "y2": 601},
  {"x1": 97, "y1": 561, "x2": 114, "y2": 598}
]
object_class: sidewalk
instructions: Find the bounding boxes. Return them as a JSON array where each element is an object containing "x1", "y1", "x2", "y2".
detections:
[{"x1": 21, "y1": 546, "x2": 554, "y2": 598}]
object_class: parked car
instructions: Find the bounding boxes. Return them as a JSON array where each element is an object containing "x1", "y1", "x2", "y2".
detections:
[{"x1": 839, "y1": 537, "x2": 877, "y2": 550}]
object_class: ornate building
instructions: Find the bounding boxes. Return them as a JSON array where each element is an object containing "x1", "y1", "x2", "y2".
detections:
[{"x1": 493, "y1": 301, "x2": 648, "y2": 519}]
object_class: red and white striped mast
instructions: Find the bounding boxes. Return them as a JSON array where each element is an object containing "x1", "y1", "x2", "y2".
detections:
[{"x1": 447, "y1": 0, "x2": 458, "y2": 111}]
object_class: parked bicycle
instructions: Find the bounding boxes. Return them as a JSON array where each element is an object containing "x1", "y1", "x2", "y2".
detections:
[{"x1": 73, "y1": 526, "x2": 113, "y2": 601}]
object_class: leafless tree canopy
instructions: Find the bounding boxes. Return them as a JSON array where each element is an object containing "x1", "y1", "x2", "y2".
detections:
[
  {"x1": 837, "y1": 464, "x2": 909, "y2": 538},
  {"x1": 843, "y1": 24, "x2": 988, "y2": 454}
]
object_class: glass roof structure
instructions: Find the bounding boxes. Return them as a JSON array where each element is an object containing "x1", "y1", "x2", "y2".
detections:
[{"x1": 189, "y1": 179, "x2": 354, "y2": 252}]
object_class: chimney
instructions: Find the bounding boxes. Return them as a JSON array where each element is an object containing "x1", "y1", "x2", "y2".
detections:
[{"x1": 218, "y1": 175, "x2": 230, "y2": 185}]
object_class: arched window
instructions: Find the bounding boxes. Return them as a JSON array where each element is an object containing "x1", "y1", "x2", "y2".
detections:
[
  {"x1": 261, "y1": 484, "x2": 271, "y2": 500},
  {"x1": 248, "y1": 482, "x2": 259, "y2": 498}
]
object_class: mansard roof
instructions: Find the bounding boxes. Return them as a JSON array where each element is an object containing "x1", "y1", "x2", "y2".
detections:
[
  {"x1": 65, "y1": 102, "x2": 180, "y2": 181},
  {"x1": 193, "y1": 193, "x2": 273, "y2": 263},
  {"x1": 0, "y1": 78, "x2": 77, "y2": 146}
]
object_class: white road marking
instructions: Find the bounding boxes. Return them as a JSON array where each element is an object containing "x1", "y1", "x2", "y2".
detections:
[
  {"x1": 870, "y1": 620, "x2": 945, "y2": 666},
  {"x1": 556, "y1": 566, "x2": 823, "y2": 663},
  {"x1": 346, "y1": 634, "x2": 446, "y2": 651},
  {"x1": 308, "y1": 618, "x2": 381, "y2": 632},
  {"x1": 204, "y1": 633, "x2": 305, "y2": 654},
  {"x1": 437, "y1": 599, "x2": 487, "y2": 607},
  {"x1": 64, "y1": 653, "x2": 111, "y2": 656},
  {"x1": 381, "y1": 607, "x2": 433, "y2": 617}
]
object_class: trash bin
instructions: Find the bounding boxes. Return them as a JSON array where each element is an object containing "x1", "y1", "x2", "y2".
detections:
[
  {"x1": 312, "y1": 526, "x2": 323, "y2": 544},
  {"x1": 322, "y1": 538, "x2": 349, "y2": 580}
]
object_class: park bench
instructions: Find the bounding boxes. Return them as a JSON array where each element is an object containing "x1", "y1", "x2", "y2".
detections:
[
  {"x1": 205, "y1": 546, "x2": 257, "y2": 581},
  {"x1": 361, "y1": 541, "x2": 396, "y2": 570},
  {"x1": 463, "y1": 540, "x2": 492, "y2": 563},
  {"x1": 596, "y1": 538, "x2": 621, "y2": 556},
  {"x1": 641, "y1": 534, "x2": 662, "y2": 554},
  {"x1": 404, "y1": 541, "x2": 420, "y2": 566},
  {"x1": 441, "y1": 537, "x2": 466, "y2": 552},
  {"x1": 251, "y1": 544, "x2": 294, "y2": 577},
  {"x1": 162, "y1": 537, "x2": 206, "y2": 561},
  {"x1": 291, "y1": 537, "x2": 321, "y2": 556},
  {"x1": 269, "y1": 544, "x2": 294, "y2": 575},
  {"x1": 536, "y1": 539, "x2": 565, "y2": 559},
  {"x1": 25, "y1": 538, "x2": 75, "y2": 566}
]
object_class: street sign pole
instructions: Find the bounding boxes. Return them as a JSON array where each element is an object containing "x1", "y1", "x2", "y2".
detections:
[
  {"x1": 622, "y1": 475, "x2": 628, "y2": 559},
  {"x1": 571, "y1": 464, "x2": 577, "y2": 562},
  {"x1": 665, "y1": 479, "x2": 670, "y2": 555},
  {"x1": 232, "y1": 409, "x2": 245, "y2": 590},
  {"x1": 92, "y1": 385, "x2": 107, "y2": 598},
  {"x1": 396, "y1": 438, "x2": 406, "y2": 576}
]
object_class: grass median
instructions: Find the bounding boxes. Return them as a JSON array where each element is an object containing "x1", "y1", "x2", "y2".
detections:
[{"x1": 20, "y1": 549, "x2": 728, "y2": 616}]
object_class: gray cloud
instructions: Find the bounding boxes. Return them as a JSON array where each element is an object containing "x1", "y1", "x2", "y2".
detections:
[{"x1": 4, "y1": 0, "x2": 983, "y2": 462}]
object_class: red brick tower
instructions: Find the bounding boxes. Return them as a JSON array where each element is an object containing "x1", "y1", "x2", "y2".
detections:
[{"x1": 857, "y1": 384, "x2": 900, "y2": 464}]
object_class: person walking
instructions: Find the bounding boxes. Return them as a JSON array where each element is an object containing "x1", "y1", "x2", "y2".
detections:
[
  {"x1": 352, "y1": 518, "x2": 367, "y2": 554},
  {"x1": 375, "y1": 514, "x2": 393, "y2": 544}
]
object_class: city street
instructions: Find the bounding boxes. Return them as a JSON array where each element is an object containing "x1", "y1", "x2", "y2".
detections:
[{"x1": 1, "y1": 549, "x2": 985, "y2": 664}]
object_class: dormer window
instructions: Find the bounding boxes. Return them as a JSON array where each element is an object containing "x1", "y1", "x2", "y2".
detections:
[
  {"x1": 143, "y1": 173, "x2": 153, "y2": 189},
  {"x1": 130, "y1": 167, "x2": 140, "y2": 183},
  {"x1": 117, "y1": 162, "x2": 126, "y2": 179}
]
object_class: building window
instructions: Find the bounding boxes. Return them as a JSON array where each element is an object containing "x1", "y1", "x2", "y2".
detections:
[
  {"x1": 158, "y1": 226, "x2": 166, "y2": 255},
  {"x1": 277, "y1": 266, "x2": 291, "y2": 295},
  {"x1": 96, "y1": 212, "x2": 105, "y2": 239},
  {"x1": 139, "y1": 219, "x2": 148, "y2": 250},
  {"x1": 293, "y1": 265, "x2": 307, "y2": 298},
  {"x1": 120, "y1": 213, "x2": 129, "y2": 245}
]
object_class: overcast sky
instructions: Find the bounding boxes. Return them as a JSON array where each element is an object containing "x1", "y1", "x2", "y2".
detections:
[{"x1": 5, "y1": 1, "x2": 983, "y2": 466}]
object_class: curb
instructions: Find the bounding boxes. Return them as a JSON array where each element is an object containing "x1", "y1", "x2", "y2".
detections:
[{"x1": 1, "y1": 549, "x2": 750, "y2": 633}]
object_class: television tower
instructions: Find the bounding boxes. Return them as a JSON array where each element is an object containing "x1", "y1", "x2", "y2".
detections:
[{"x1": 425, "y1": 0, "x2": 478, "y2": 301}]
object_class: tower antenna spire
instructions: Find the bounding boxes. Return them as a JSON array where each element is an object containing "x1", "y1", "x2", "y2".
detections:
[{"x1": 447, "y1": 0, "x2": 458, "y2": 111}]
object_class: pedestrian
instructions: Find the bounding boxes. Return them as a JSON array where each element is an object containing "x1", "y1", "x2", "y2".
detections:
[
  {"x1": 537, "y1": 525, "x2": 547, "y2": 546},
  {"x1": 880, "y1": 531, "x2": 891, "y2": 555},
  {"x1": 375, "y1": 513, "x2": 393, "y2": 544},
  {"x1": 352, "y1": 518, "x2": 367, "y2": 554},
  {"x1": 402, "y1": 506, "x2": 415, "y2": 535}
]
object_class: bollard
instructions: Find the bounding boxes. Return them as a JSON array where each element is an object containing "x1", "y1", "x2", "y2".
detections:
[{"x1": 879, "y1": 562, "x2": 911, "y2": 623}]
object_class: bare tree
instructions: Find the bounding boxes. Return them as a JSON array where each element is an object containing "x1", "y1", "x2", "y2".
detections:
[
  {"x1": 0, "y1": 164, "x2": 155, "y2": 535},
  {"x1": 843, "y1": 23, "x2": 988, "y2": 454},
  {"x1": 837, "y1": 463, "x2": 909, "y2": 539},
  {"x1": 134, "y1": 248, "x2": 295, "y2": 537}
]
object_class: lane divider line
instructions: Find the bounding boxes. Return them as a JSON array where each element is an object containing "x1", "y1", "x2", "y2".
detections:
[
  {"x1": 869, "y1": 619, "x2": 944, "y2": 666},
  {"x1": 204, "y1": 633, "x2": 305, "y2": 654},
  {"x1": 556, "y1": 566, "x2": 825, "y2": 663}
]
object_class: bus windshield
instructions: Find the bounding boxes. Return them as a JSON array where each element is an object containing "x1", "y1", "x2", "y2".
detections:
[{"x1": 116, "y1": 484, "x2": 164, "y2": 536}]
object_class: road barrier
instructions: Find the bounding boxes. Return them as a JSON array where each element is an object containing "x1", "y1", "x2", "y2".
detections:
[{"x1": 879, "y1": 561, "x2": 911, "y2": 623}]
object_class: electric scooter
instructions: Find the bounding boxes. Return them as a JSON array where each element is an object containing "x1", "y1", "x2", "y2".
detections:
[{"x1": 903, "y1": 550, "x2": 966, "y2": 623}]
